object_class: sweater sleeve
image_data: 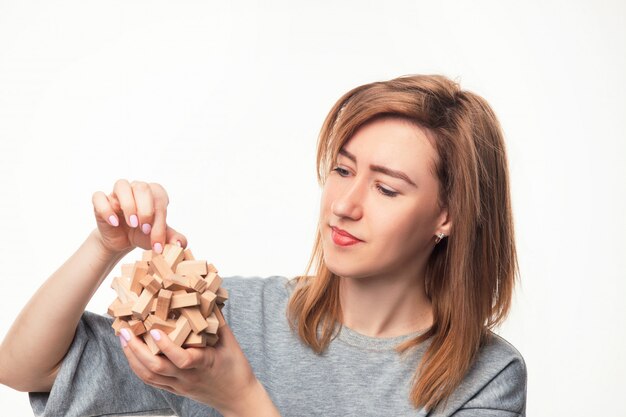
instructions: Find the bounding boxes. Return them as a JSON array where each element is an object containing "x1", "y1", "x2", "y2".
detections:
[
  {"x1": 451, "y1": 357, "x2": 527, "y2": 416},
  {"x1": 29, "y1": 311, "x2": 174, "y2": 417}
]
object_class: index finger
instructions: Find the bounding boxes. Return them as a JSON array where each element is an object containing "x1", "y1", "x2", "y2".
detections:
[{"x1": 148, "y1": 183, "x2": 169, "y2": 254}]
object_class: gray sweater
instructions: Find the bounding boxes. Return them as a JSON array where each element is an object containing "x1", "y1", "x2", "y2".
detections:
[{"x1": 30, "y1": 276, "x2": 527, "y2": 416}]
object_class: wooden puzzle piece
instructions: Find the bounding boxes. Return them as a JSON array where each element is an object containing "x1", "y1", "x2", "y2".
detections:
[{"x1": 109, "y1": 246, "x2": 228, "y2": 355}]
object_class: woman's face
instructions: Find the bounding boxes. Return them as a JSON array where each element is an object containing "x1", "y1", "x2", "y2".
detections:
[{"x1": 320, "y1": 117, "x2": 451, "y2": 281}]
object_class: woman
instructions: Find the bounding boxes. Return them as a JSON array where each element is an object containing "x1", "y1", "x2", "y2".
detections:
[{"x1": 0, "y1": 74, "x2": 526, "y2": 416}]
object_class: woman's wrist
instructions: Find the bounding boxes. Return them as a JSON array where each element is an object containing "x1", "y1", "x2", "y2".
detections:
[
  {"x1": 220, "y1": 379, "x2": 281, "y2": 417},
  {"x1": 88, "y1": 228, "x2": 132, "y2": 264}
]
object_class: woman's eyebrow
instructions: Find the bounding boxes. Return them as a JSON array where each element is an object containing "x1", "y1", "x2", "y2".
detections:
[{"x1": 338, "y1": 148, "x2": 418, "y2": 188}]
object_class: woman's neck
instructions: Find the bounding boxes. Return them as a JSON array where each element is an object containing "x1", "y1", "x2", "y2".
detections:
[{"x1": 338, "y1": 270, "x2": 433, "y2": 338}]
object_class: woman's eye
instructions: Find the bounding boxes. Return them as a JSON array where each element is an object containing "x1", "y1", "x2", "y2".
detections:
[
  {"x1": 377, "y1": 185, "x2": 398, "y2": 197},
  {"x1": 332, "y1": 167, "x2": 350, "y2": 176}
]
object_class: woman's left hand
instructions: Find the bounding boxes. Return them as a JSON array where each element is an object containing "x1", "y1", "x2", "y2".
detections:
[{"x1": 118, "y1": 323, "x2": 280, "y2": 417}]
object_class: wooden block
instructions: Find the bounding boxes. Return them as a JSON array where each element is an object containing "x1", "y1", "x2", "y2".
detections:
[
  {"x1": 139, "y1": 274, "x2": 162, "y2": 294},
  {"x1": 214, "y1": 306, "x2": 226, "y2": 328},
  {"x1": 108, "y1": 298, "x2": 134, "y2": 317},
  {"x1": 143, "y1": 332, "x2": 161, "y2": 354},
  {"x1": 149, "y1": 254, "x2": 176, "y2": 281},
  {"x1": 163, "y1": 274, "x2": 190, "y2": 291},
  {"x1": 181, "y1": 307, "x2": 208, "y2": 333},
  {"x1": 186, "y1": 273, "x2": 207, "y2": 293},
  {"x1": 183, "y1": 248, "x2": 195, "y2": 260},
  {"x1": 142, "y1": 250, "x2": 153, "y2": 262},
  {"x1": 121, "y1": 263, "x2": 135, "y2": 278},
  {"x1": 155, "y1": 289, "x2": 173, "y2": 320},
  {"x1": 132, "y1": 288, "x2": 157, "y2": 320},
  {"x1": 175, "y1": 260, "x2": 207, "y2": 276},
  {"x1": 130, "y1": 261, "x2": 150, "y2": 295},
  {"x1": 204, "y1": 272, "x2": 222, "y2": 293},
  {"x1": 183, "y1": 331, "x2": 207, "y2": 348},
  {"x1": 206, "y1": 333, "x2": 219, "y2": 346},
  {"x1": 205, "y1": 312, "x2": 219, "y2": 334},
  {"x1": 207, "y1": 263, "x2": 218, "y2": 273},
  {"x1": 168, "y1": 316, "x2": 192, "y2": 347},
  {"x1": 215, "y1": 287, "x2": 229, "y2": 304},
  {"x1": 111, "y1": 317, "x2": 125, "y2": 335},
  {"x1": 163, "y1": 244, "x2": 185, "y2": 270},
  {"x1": 128, "y1": 319, "x2": 147, "y2": 336},
  {"x1": 111, "y1": 277, "x2": 138, "y2": 304},
  {"x1": 199, "y1": 291, "x2": 217, "y2": 317},
  {"x1": 144, "y1": 315, "x2": 176, "y2": 332},
  {"x1": 170, "y1": 292, "x2": 201, "y2": 309}
]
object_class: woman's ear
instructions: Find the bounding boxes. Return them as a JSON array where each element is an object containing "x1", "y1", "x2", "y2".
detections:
[{"x1": 435, "y1": 207, "x2": 452, "y2": 237}]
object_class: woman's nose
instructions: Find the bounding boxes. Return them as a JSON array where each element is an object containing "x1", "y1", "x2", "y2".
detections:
[{"x1": 331, "y1": 180, "x2": 364, "y2": 220}]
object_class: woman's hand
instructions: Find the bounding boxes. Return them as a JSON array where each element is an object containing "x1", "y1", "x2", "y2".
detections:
[
  {"x1": 91, "y1": 179, "x2": 187, "y2": 256},
  {"x1": 118, "y1": 324, "x2": 280, "y2": 417}
]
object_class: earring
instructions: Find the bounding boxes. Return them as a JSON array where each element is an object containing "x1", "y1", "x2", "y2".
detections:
[{"x1": 434, "y1": 232, "x2": 446, "y2": 244}]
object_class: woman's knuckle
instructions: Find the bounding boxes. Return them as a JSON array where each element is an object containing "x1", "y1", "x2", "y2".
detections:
[
  {"x1": 133, "y1": 366, "x2": 151, "y2": 382},
  {"x1": 114, "y1": 178, "x2": 129, "y2": 188},
  {"x1": 144, "y1": 372, "x2": 160, "y2": 384},
  {"x1": 180, "y1": 358, "x2": 194, "y2": 370},
  {"x1": 132, "y1": 181, "x2": 149, "y2": 192},
  {"x1": 148, "y1": 361, "x2": 165, "y2": 374},
  {"x1": 138, "y1": 207, "x2": 155, "y2": 219}
]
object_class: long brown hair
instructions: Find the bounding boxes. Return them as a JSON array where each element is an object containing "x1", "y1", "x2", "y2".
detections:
[{"x1": 286, "y1": 74, "x2": 518, "y2": 411}]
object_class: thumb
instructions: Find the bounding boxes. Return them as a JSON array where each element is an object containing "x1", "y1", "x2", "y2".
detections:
[
  {"x1": 164, "y1": 225, "x2": 188, "y2": 248},
  {"x1": 214, "y1": 322, "x2": 241, "y2": 351}
]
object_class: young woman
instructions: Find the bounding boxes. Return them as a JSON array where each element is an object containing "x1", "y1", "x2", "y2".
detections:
[{"x1": 0, "y1": 74, "x2": 526, "y2": 416}]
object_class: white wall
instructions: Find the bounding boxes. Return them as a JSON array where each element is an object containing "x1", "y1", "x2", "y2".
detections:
[{"x1": 1, "y1": 1, "x2": 624, "y2": 415}]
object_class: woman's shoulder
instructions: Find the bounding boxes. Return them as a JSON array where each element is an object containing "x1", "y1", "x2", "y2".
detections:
[
  {"x1": 480, "y1": 331, "x2": 526, "y2": 367},
  {"x1": 431, "y1": 331, "x2": 527, "y2": 416}
]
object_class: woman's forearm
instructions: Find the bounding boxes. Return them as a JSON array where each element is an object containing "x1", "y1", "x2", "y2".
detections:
[{"x1": 0, "y1": 229, "x2": 131, "y2": 392}]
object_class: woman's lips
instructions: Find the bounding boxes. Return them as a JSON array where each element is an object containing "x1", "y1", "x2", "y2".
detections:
[{"x1": 331, "y1": 226, "x2": 362, "y2": 246}]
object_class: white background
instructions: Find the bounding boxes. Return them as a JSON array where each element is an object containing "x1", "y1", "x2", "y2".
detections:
[{"x1": 1, "y1": 1, "x2": 625, "y2": 416}]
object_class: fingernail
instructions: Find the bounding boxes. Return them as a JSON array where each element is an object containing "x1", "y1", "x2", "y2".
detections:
[
  {"x1": 153, "y1": 242, "x2": 163, "y2": 254},
  {"x1": 150, "y1": 329, "x2": 161, "y2": 341},
  {"x1": 119, "y1": 334, "x2": 127, "y2": 347},
  {"x1": 129, "y1": 215, "x2": 139, "y2": 228},
  {"x1": 108, "y1": 215, "x2": 119, "y2": 227},
  {"x1": 120, "y1": 328, "x2": 131, "y2": 342},
  {"x1": 176, "y1": 240, "x2": 182, "y2": 247},
  {"x1": 142, "y1": 223, "x2": 152, "y2": 235}
]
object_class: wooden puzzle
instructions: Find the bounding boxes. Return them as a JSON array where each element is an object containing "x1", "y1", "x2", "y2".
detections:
[{"x1": 108, "y1": 244, "x2": 228, "y2": 354}]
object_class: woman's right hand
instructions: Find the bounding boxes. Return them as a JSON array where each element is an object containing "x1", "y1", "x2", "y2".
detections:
[{"x1": 91, "y1": 179, "x2": 188, "y2": 256}]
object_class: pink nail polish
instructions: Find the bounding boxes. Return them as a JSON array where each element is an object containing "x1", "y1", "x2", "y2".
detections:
[
  {"x1": 119, "y1": 334, "x2": 127, "y2": 347},
  {"x1": 142, "y1": 223, "x2": 152, "y2": 235},
  {"x1": 154, "y1": 242, "x2": 163, "y2": 254},
  {"x1": 150, "y1": 329, "x2": 161, "y2": 341},
  {"x1": 130, "y1": 215, "x2": 139, "y2": 228},
  {"x1": 120, "y1": 328, "x2": 131, "y2": 342},
  {"x1": 108, "y1": 215, "x2": 119, "y2": 227},
  {"x1": 176, "y1": 240, "x2": 182, "y2": 247}
]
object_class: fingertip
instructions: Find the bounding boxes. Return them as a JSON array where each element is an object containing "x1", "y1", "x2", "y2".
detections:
[
  {"x1": 129, "y1": 214, "x2": 139, "y2": 228},
  {"x1": 120, "y1": 328, "x2": 132, "y2": 342},
  {"x1": 153, "y1": 242, "x2": 163, "y2": 254},
  {"x1": 149, "y1": 329, "x2": 162, "y2": 341},
  {"x1": 141, "y1": 223, "x2": 152, "y2": 235},
  {"x1": 108, "y1": 214, "x2": 119, "y2": 227}
]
